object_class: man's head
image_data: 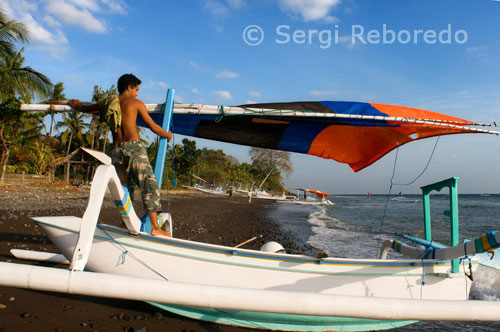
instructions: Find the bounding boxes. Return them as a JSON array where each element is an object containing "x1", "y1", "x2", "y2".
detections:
[{"x1": 118, "y1": 74, "x2": 141, "y2": 94}]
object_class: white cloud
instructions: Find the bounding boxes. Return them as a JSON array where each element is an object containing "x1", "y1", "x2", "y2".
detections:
[
  {"x1": 466, "y1": 46, "x2": 489, "y2": 59},
  {"x1": 213, "y1": 90, "x2": 232, "y2": 100},
  {"x1": 203, "y1": 0, "x2": 244, "y2": 22},
  {"x1": 100, "y1": 0, "x2": 127, "y2": 15},
  {"x1": 67, "y1": 0, "x2": 101, "y2": 11},
  {"x1": 192, "y1": 87, "x2": 200, "y2": 94},
  {"x1": 278, "y1": 0, "x2": 341, "y2": 22},
  {"x1": 16, "y1": 12, "x2": 69, "y2": 58},
  {"x1": 3, "y1": 0, "x2": 126, "y2": 59},
  {"x1": 204, "y1": 0, "x2": 230, "y2": 18},
  {"x1": 46, "y1": 0, "x2": 106, "y2": 33},
  {"x1": 189, "y1": 61, "x2": 204, "y2": 72},
  {"x1": 215, "y1": 70, "x2": 239, "y2": 79},
  {"x1": 310, "y1": 90, "x2": 338, "y2": 97},
  {"x1": 149, "y1": 80, "x2": 169, "y2": 89},
  {"x1": 227, "y1": 0, "x2": 245, "y2": 9},
  {"x1": 43, "y1": 15, "x2": 61, "y2": 27},
  {"x1": 248, "y1": 90, "x2": 262, "y2": 98}
]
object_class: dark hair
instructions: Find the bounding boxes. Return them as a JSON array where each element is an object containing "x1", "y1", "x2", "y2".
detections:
[{"x1": 117, "y1": 74, "x2": 141, "y2": 93}]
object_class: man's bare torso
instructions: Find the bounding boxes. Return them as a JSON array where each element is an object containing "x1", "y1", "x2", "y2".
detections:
[{"x1": 113, "y1": 96, "x2": 141, "y2": 144}]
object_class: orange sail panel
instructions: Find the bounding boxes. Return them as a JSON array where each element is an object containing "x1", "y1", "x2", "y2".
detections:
[{"x1": 148, "y1": 101, "x2": 491, "y2": 172}]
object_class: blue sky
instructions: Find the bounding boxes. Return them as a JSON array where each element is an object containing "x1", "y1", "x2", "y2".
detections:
[{"x1": 3, "y1": 0, "x2": 500, "y2": 194}]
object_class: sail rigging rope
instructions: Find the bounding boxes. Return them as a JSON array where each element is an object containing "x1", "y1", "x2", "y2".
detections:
[{"x1": 376, "y1": 137, "x2": 441, "y2": 258}]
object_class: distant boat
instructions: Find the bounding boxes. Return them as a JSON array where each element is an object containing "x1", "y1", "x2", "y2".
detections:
[
  {"x1": 280, "y1": 188, "x2": 334, "y2": 205},
  {"x1": 186, "y1": 175, "x2": 226, "y2": 195}
]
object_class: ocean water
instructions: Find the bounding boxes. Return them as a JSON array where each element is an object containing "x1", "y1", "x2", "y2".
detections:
[{"x1": 267, "y1": 194, "x2": 500, "y2": 331}]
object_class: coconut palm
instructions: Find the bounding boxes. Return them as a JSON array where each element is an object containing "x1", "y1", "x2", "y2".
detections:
[
  {"x1": 55, "y1": 112, "x2": 88, "y2": 183},
  {"x1": 91, "y1": 85, "x2": 118, "y2": 151},
  {"x1": 46, "y1": 82, "x2": 67, "y2": 136},
  {"x1": 0, "y1": 6, "x2": 29, "y2": 58},
  {"x1": 56, "y1": 112, "x2": 88, "y2": 155},
  {"x1": 49, "y1": 82, "x2": 66, "y2": 101},
  {"x1": 0, "y1": 48, "x2": 53, "y2": 101}
]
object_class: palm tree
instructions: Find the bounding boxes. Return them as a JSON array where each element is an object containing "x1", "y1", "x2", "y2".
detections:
[
  {"x1": 0, "y1": 48, "x2": 53, "y2": 101},
  {"x1": 46, "y1": 82, "x2": 66, "y2": 136},
  {"x1": 91, "y1": 85, "x2": 118, "y2": 151},
  {"x1": 49, "y1": 82, "x2": 66, "y2": 101},
  {"x1": 0, "y1": 6, "x2": 29, "y2": 58},
  {"x1": 55, "y1": 112, "x2": 88, "y2": 183}
]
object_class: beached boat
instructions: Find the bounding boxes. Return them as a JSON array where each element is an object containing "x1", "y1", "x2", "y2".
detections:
[
  {"x1": 183, "y1": 175, "x2": 227, "y2": 195},
  {"x1": 280, "y1": 188, "x2": 335, "y2": 205},
  {"x1": 4, "y1": 93, "x2": 500, "y2": 331}
]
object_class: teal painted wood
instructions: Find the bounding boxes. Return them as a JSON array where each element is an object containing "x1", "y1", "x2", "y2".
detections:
[
  {"x1": 449, "y1": 179, "x2": 459, "y2": 273},
  {"x1": 149, "y1": 302, "x2": 417, "y2": 332},
  {"x1": 153, "y1": 88, "x2": 175, "y2": 189},
  {"x1": 422, "y1": 194, "x2": 432, "y2": 241},
  {"x1": 420, "y1": 177, "x2": 460, "y2": 273}
]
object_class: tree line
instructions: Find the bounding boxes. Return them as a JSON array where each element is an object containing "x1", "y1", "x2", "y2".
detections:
[{"x1": 0, "y1": 6, "x2": 292, "y2": 192}]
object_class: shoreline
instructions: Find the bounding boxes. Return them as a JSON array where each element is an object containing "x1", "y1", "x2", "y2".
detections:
[{"x1": 0, "y1": 184, "x2": 309, "y2": 332}]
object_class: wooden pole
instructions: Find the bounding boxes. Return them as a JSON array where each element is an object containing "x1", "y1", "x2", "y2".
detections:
[{"x1": 234, "y1": 234, "x2": 263, "y2": 248}]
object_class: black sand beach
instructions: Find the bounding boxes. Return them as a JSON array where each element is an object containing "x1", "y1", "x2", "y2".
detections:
[{"x1": 0, "y1": 183, "x2": 308, "y2": 332}]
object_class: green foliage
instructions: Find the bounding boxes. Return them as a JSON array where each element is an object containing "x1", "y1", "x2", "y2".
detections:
[
  {"x1": 152, "y1": 138, "x2": 288, "y2": 192},
  {"x1": 0, "y1": 6, "x2": 29, "y2": 58},
  {"x1": 92, "y1": 85, "x2": 118, "y2": 102},
  {"x1": 55, "y1": 112, "x2": 88, "y2": 154},
  {"x1": 49, "y1": 82, "x2": 66, "y2": 101},
  {"x1": 172, "y1": 138, "x2": 201, "y2": 183},
  {"x1": 0, "y1": 95, "x2": 21, "y2": 120},
  {"x1": 249, "y1": 147, "x2": 292, "y2": 192},
  {"x1": 0, "y1": 96, "x2": 50, "y2": 180},
  {"x1": 0, "y1": 48, "x2": 53, "y2": 101}
]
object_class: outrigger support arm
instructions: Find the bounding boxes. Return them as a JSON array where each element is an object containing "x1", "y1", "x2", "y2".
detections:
[{"x1": 70, "y1": 165, "x2": 142, "y2": 271}]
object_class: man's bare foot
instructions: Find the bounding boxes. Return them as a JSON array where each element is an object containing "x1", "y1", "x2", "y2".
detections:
[{"x1": 151, "y1": 228, "x2": 171, "y2": 237}]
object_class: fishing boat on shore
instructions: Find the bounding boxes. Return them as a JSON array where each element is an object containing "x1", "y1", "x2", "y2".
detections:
[
  {"x1": 183, "y1": 175, "x2": 227, "y2": 195},
  {"x1": 280, "y1": 188, "x2": 334, "y2": 206},
  {"x1": 3, "y1": 93, "x2": 500, "y2": 331}
]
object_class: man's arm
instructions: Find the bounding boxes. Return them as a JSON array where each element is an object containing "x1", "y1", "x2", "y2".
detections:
[
  {"x1": 68, "y1": 99, "x2": 99, "y2": 114},
  {"x1": 136, "y1": 100, "x2": 172, "y2": 141}
]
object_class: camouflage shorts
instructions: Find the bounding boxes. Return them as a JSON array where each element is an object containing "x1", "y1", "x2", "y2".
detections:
[{"x1": 111, "y1": 140, "x2": 161, "y2": 213}]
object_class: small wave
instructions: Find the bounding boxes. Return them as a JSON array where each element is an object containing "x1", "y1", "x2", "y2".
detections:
[{"x1": 307, "y1": 206, "x2": 346, "y2": 229}]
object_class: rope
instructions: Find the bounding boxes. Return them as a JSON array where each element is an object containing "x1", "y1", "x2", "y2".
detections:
[
  {"x1": 376, "y1": 137, "x2": 440, "y2": 258},
  {"x1": 215, "y1": 105, "x2": 225, "y2": 123},
  {"x1": 96, "y1": 224, "x2": 169, "y2": 281},
  {"x1": 392, "y1": 137, "x2": 441, "y2": 186}
]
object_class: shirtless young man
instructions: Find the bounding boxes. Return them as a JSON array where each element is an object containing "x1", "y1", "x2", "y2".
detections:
[{"x1": 70, "y1": 74, "x2": 172, "y2": 237}]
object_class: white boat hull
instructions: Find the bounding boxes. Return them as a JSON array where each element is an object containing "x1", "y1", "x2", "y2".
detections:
[{"x1": 33, "y1": 216, "x2": 475, "y2": 301}]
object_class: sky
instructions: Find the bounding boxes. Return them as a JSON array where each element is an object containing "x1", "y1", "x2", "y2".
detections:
[{"x1": 3, "y1": 0, "x2": 500, "y2": 194}]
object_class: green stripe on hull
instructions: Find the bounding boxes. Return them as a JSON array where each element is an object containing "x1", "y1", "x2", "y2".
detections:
[{"x1": 149, "y1": 302, "x2": 417, "y2": 332}]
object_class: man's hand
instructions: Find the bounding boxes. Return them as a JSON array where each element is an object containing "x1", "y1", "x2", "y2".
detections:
[
  {"x1": 68, "y1": 99, "x2": 81, "y2": 109},
  {"x1": 166, "y1": 131, "x2": 172, "y2": 142}
]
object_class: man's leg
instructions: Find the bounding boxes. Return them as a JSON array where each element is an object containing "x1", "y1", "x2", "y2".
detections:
[
  {"x1": 129, "y1": 141, "x2": 171, "y2": 237},
  {"x1": 149, "y1": 211, "x2": 171, "y2": 237}
]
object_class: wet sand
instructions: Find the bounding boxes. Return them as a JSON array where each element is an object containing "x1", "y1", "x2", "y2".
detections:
[{"x1": 0, "y1": 184, "x2": 306, "y2": 332}]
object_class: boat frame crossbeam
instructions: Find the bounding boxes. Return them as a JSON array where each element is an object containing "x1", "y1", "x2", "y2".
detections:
[{"x1": 70, "y1": 165, "x2": 142, "y2": 271}]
